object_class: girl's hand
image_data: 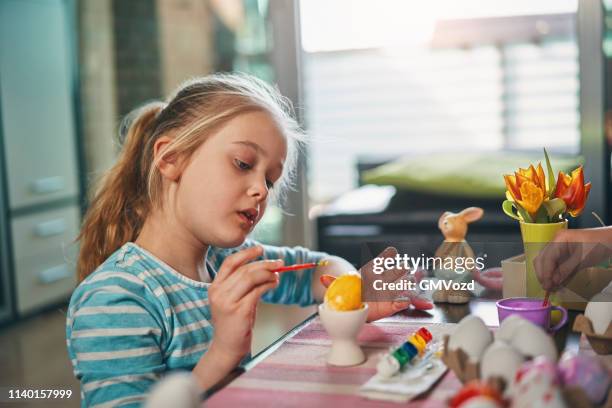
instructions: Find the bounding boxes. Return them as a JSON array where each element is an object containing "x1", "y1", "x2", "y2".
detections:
[
  {"x1": 208, "y1": 246, "x2": 281, "y2": 364},
  {"x1": 320, "y1": 270, "x2": 433, "y2": 323}
]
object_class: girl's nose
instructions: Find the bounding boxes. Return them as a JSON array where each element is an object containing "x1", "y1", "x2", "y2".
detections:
[{"x1": 247, "y1": 178, "x2": 268, "y2": 201}]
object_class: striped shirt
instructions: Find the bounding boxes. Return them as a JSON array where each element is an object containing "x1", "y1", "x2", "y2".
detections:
[{"x1": 66, "y1": 240, "x2": 327, "y2": 407}]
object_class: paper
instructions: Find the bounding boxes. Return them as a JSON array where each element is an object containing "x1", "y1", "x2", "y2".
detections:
[{"x1": 359, "y1": 357, "x2": 448, "y2": 403}]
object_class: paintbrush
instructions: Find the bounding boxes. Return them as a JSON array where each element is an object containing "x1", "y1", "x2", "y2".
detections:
[
  {"x1": 542, "y1": 291, "x2": 550, "y2": 307},
  {"x1": 272, "y1": 259, "x2": 329, "y2": 273}
]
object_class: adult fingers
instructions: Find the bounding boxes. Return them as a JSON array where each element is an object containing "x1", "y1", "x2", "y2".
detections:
[
  {"x1": 553, "y1": 243, "x2": 584, "y2": 289},
  {"x1": 215, "y1": 246, "x2": 264, "y2": 282},
  {"x1": 392, "y1": 289, "x2": 433, "y2": 310},
  {"x1": 473, "y1": 268, "x2": 503, "y2": 291},
  {"x1": 366, "y1": 300, "x2": 411, "y2": 322},
  {"x1": 408, "y1": 295, "x2": 434, "y2": 310},
  {"x1": 480, "y1": 267, "x2": 503, "y2": 277},
  {"x1": 534, "y1": 246, "x2": 560, "y2": 291}
]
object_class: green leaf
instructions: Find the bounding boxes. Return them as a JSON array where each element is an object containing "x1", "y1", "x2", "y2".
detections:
[
  {"x1": 502, "y1": 200, "x2": 522, "y2": 221},
  {"x1": 516, "y1": 205, "x2": 533, "y2": 223},
  {"x1": 543, "y1": 148, "x2": 556, "y2": 199},
  {"x1": 534, "y1": 205, "x2": 549, "y2": 223},
  {"x1": 542, "y1": 198, "x2": 567, "y2": 220}
]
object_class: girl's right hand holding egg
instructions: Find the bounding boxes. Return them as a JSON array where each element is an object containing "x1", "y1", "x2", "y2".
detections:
[{"x1": 195, "y1": 246, "x2": 281, "y2": 388}]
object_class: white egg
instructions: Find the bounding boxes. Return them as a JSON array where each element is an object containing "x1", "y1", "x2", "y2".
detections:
[
  {"x1": 511, "y1": 321, "x2": 557, "y2": 362},
  {"x1": 496, "y1": 314, "x2": 528, "y2": 343},
  {"x1": 449, "y1": 315, "x2": 493, "y2": 363},
  {"x1": 584, "y1": 292, "x2": 612, "y2": 334},
  {"x1": 480, "y1": 342, "x2": 525, "y2": 395},
  {"x1": 512, "y1": 367, "x2": 567, "y2": 408}
]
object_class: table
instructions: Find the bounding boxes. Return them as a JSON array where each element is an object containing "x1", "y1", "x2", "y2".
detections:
[{"x1": 204, "y1": 300, "x2": 587, "y2": 407}]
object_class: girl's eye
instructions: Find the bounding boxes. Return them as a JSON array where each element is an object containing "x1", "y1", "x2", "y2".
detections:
[
  {"x1": 235, "y1": 159, "x2": 252, "y2": 170},
  {"x1": 235, "y1": 158, "x2": 275, "y2": 189}
]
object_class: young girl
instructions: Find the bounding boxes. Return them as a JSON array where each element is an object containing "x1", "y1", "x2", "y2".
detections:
[{"x1": 67, "y1": 73, "x2": 429, "y2": 407}]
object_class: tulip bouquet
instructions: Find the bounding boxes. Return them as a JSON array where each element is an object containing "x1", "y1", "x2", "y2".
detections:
[{"x1": 502, "y1": 149, "x2": 591, "y2": 224}]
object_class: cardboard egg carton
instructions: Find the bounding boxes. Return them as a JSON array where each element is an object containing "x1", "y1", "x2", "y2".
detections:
[
  {"x1": 573, "y1": 314, "x2": 612, "y2": 355},
  {"x1": 442, "y1": 334, "x2": 611, "y2": 407},
  {"x1": 440, "y1": 335, "x2": 508, "y2": 390},
  {"x1": 441, "y1": 335, "x2": 480, "y2": 383}
]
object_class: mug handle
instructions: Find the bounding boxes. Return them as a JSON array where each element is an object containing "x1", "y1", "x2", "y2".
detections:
[{"x1": 549, "y1": 306, "x2": 568, "y2": 332}]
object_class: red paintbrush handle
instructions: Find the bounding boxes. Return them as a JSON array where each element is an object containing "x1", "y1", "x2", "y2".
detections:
[
  {"x1": 542, "y1": 291, "x2": 550, "y2": 306},
  {"x1": 272, "y1": 263, "x2": 317, "y2": 273}
]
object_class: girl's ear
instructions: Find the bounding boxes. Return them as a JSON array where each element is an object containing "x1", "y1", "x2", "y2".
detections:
[{"x1": 154, "y1": 136, "x2": 181, "y2": 181}]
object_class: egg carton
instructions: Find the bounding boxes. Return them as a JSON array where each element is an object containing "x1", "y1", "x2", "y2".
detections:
[
  {"x1": 440, "y1": 335, "x2": 509, "y2": 389},
  {"x1": 441, "y1": 335, "x2": 480, "y2": 383},
  {"x1": 573, "y1": 314, "x2": 612, "y2": 355},
  {"x1": 442, "y1": 334, "x2": 612, "y2": 407}
]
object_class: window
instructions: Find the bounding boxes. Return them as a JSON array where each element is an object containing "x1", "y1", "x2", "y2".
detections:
[{"x1": 300, "y1": 0, "x2": 580, "y2": 204}]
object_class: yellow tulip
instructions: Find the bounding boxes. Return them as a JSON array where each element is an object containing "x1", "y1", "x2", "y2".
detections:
[
  {"x1": 518, "y1": 181, "x2": 545, "y2": 214},
  {"x1": 504, "y1": 163, "x2": 547, "y2": 216}
]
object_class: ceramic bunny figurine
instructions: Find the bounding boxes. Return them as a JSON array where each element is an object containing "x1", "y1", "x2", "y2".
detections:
[{"x1": 432, "y1": 207, "x2": 484, "y2": 304}]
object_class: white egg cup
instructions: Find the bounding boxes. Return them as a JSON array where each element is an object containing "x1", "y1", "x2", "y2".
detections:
[{"x1": 318, "y1": 303, "x2": 369, "y2": 366}]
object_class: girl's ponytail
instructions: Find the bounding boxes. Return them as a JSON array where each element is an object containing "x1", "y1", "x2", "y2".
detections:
[{"x1": 76, "y1": 102, "x2": 164, "y2": 282}]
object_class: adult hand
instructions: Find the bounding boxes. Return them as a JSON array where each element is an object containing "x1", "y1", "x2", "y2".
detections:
[
  {"x1": 320, "y1": 246, "x2": 433, "y2": 322},
  {"x1": 534, "y1": 229, "x2": 608, "y2": 291},
  {"x1": 208, "y1": 246, "x2": 281, "y2": 363},
  {"x1": 473, "y1": 267, "x2": 503, "y2": 291},
  {"x1": 320, "y1": 272, "x2": 432, "y2": 322}
]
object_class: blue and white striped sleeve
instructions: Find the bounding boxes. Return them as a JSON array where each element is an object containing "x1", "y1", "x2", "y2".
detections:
[
  {"x1": 67, "y1": 284, "x2": 167, "y2": 407},
  {"x1": 260, "y1": 242, "x2": 329, "y2": 306},
  {"x1": 209, "y1": 240, "x2": 328, "y2": 306}
]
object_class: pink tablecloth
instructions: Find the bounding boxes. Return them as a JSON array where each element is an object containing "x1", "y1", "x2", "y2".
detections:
[
  {"x1": 206, "y1": 318, "x2": 461, "y2": 407},
  {"x1": 205, "y1": 307, "x2": 612, "y2": 408}
]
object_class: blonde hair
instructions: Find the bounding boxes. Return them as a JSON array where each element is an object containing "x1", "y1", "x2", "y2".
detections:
[{"x1": 76, "y1": 73, "x2": 304, "y2": 281}]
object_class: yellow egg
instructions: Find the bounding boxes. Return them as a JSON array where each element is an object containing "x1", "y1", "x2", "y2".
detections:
[{"x1": 324, "y1": 274, "x2": 363, "y2": 311}]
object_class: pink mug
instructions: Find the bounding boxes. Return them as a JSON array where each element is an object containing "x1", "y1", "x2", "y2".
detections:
[{"x1": 496, "y1": 297, "x2": 568, "y2": 332}]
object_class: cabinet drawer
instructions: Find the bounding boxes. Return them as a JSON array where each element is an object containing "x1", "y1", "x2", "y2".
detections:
[
  {"x1": 0, "y1": 0, "x2": 79, "y2": 209},
  {"x1": 11, "y1": 206, "x2": 80, "y2": 315}
]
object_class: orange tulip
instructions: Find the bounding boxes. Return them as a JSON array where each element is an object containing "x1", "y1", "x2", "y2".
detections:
[
  {"x1": 554, "y1": 166, "x2": 591, "y2": 217},
  {"x1": 504, "y1": 163, "x2": 547, "y2": 215}
]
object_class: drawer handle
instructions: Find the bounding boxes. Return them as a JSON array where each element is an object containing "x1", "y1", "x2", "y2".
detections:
[
  {"x1": 31, "y1": 176, "x2": 65, "y2": 194},
  {"x1": 34, "y1": 219, "x2": 67, "y2": 237},
  {"x1": 38, "y1": 264, "x2": 71, "y2": 284}
]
